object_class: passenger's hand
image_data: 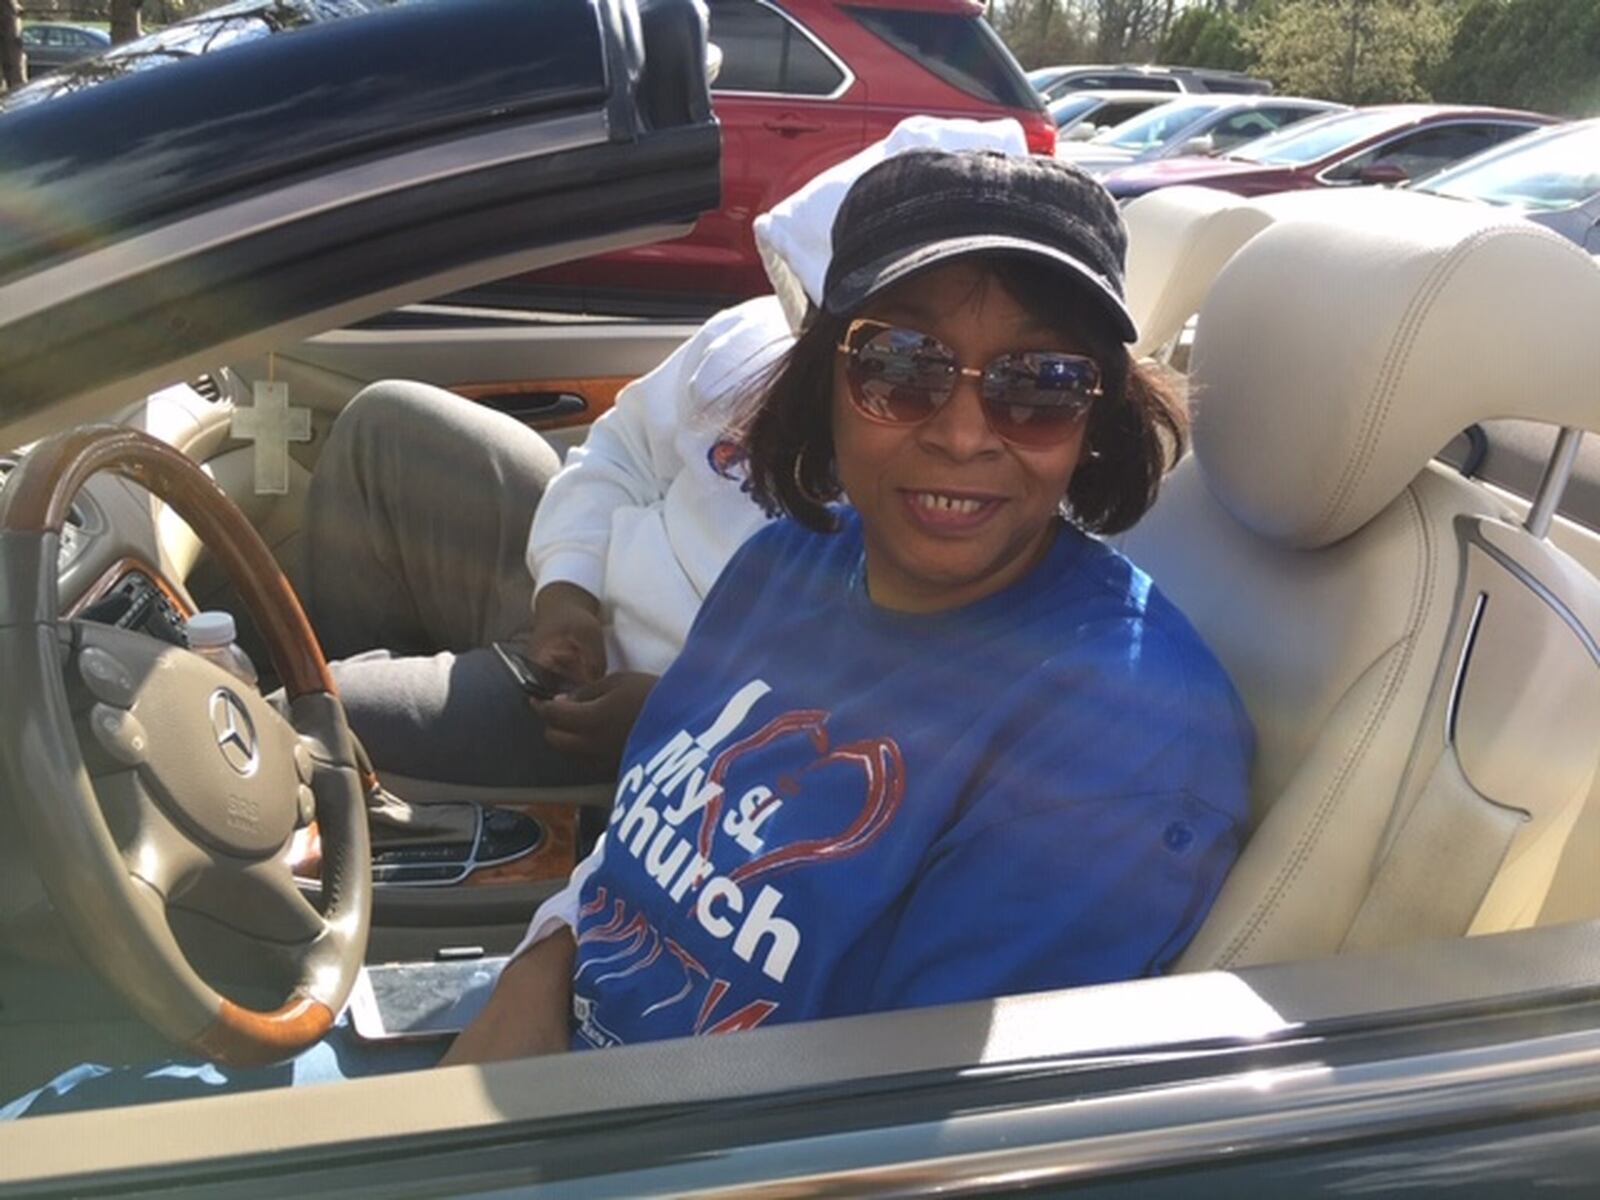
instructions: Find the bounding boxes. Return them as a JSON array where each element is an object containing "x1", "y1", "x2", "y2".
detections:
[
  {"x1": 525, "y1": 582, "x2": 606, "y2": 688},
  {"x1": 440, "y1": 932, "x2": 575, "y2": 1066},
  {"x1": 535, "y1": 671, "x2": 658, "y2": 772}
]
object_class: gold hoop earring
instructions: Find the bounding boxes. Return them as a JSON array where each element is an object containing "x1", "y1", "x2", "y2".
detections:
[{"x1": 792, "y1": 450, "x2": 831, "y2": 506}]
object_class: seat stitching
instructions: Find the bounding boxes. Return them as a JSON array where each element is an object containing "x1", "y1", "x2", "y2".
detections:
[
  {"x1": 1312, "y1": 227, "x2": 1510, "y2": 545},
  {"x1": 1218, "y1": 483, "x2": 1437, "y2": 966}
]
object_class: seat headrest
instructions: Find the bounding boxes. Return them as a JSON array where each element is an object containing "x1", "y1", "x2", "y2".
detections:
[
  {"x1": 1190, "y1": 192, "x2": 1600, "y2": 549},
  {"x1": 1123, "y1": 186, "x2": 1273, "y2": 358}
]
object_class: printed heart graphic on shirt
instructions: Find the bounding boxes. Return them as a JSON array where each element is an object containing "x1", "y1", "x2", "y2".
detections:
[{"x1": 693, "y1": 710, "x2": 905, "y2": 886}]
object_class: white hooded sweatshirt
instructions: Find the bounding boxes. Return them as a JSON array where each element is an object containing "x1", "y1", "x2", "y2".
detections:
[
  {"x1": 523, "y1": 115, "x2": 1029, "y2": 676},
  {"x1": 513, "y1": 116, "x2": 1029, "y2": 960}
]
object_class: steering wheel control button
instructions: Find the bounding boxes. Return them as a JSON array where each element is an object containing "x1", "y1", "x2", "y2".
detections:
[
  {"x1": 90, "y1": 703, "x2": 148, "y2": 765},
  {"x1": 209, "y1": 688, "x2": 259, "y2": 777},
  {"x1": 296, "y1": 784, "x2": 317, "y2": 827},
  {"x1": 79, "y1": 646, "x2": 137, "y2": 708}
]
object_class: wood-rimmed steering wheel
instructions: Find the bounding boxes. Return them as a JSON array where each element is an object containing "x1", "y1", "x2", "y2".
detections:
[{"x1": 0, "y1": 425, "x2": 369, "y2": 1066}]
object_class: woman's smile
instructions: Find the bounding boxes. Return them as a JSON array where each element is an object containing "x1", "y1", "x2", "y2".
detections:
[{"x1": 899, "y1": 488, "x2": 1006, "y2": 532}]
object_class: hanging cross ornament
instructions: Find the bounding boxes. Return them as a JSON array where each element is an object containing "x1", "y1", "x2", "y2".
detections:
[{"x1": 231, "y1": 372, "x2": 312, "y2": 495}]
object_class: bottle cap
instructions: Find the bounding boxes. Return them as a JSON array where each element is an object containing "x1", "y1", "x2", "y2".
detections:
[{"x1": 186, "y1": 610, "x2": 238, "y2": 648}]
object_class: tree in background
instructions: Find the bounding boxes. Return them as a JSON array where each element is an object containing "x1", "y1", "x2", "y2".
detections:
[
  {"x1": 1092, "y1": 0, "x2": 1180, "y2": 60},
  {"x1": 990, "y1": 0, "x2": 1185, "y2": 67},
  {"x1": 1432, "y1": 0, "x2": 1600, "y2": 116},
  {"x1": 1158, "y1": 1, "x2": 1260, "y2": 70},
  {"x1": 110, "y1": 0, "x2": 148, "y2": 43},
  {"x1": 1248, "y1": 0, "x2": 1454, "y2": 102},
  {"x1": 990, "y1": 0, "x2": 1093, "y2": 68},
  {"x1": 2, "y1": 0, "x2": 24, "y2": 89}
]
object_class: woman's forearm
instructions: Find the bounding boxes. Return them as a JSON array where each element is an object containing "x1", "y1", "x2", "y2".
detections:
[{"x1": 440, "y1": 931, "x2": 575, "y2": 1066}]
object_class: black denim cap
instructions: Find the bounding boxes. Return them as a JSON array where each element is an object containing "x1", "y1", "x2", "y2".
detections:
[{"x1": 822, "y1": 149, "x2": 1138, "y2": 343}]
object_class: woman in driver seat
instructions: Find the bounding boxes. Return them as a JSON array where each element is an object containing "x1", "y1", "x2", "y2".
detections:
[
  {"x1": 446, "y1": 149, "x2": 1252, "y2": 1061},
  {"x1": 5, "y1": 149, "x2": 1251, "y2": 1113}
]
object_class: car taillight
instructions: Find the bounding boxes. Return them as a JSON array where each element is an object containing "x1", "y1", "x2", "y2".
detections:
[{"x1": 1020, "y1": 111, "x2": 1057, "y2": 157}]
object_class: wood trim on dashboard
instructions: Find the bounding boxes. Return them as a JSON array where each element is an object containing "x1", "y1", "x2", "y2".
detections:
[
  {"x1": 464, "y1": 803, "x2": 577, "y2": 886},
  {"x1": 292, "y1": 805, "x2": 577, "y2": 886},
  {"x1": 454, "y1": 376, "x2": 634, "y2": 431},
  {"x1": 65, "y1": 556, "x2": 196, "y2": 619}
]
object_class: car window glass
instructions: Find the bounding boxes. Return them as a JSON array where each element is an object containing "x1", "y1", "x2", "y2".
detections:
[
  {"x1": 21, "y1": 26, "x2": 41, "y2": 45},
  {"x1": 707, "y1": 0, "x2": 843, "y2": 96},
  {"x1": 1212, "y1": 110, "x2": 1279, "y2": 148},
  {"x1": 1325, "y1": 123, "x2": 1528, "y2": 183},
  {"x1": 1048, "y1": 94, "x2": 1100, "y2": 126},
  {"x1": 844, "y1": 7, "x2": 1036, "y2": 108},
  {"x1": 1230, "y1": 108, "x2": 1398, "y2": 165},
  {"x1": 1099, "y1": 101, "x2": 1213, "y2": 150},
  {"x1": 1258, "y1": 105, "x2": 1318, "y2": 129},
  {"x1": 1420, "y1": 124, "x2": 1600, "y2": 212},
  {"x1": 1098, "y1": 100, "x2": 1151, "y2": 125}
]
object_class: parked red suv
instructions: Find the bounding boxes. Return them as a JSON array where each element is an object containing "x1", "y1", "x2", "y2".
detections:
[{"x1": 520, "y1": 0, "x2": 1055, "y2": 312}]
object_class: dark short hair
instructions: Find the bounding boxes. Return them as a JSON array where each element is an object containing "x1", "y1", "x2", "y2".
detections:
[{"x1": 738, "y1": 255, "x2": 1188, "y2": 535}]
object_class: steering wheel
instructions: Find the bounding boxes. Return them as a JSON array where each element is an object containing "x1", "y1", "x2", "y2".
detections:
[{"x1": 0, "y1": 425, "x2": 370, "y2": 1066}]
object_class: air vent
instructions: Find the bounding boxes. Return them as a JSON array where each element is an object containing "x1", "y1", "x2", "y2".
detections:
[{"x1": 191, "y1": 373, "x2": 223, "y2": 403}]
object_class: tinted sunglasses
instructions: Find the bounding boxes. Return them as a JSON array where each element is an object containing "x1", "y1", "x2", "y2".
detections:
[{"x1": 837, "y1": 318, "x2": 1103, "y2": 448}]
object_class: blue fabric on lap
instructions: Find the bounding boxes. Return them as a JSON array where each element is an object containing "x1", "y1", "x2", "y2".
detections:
[{"x1": 1, "y1": 1016, "x2": 445, "y2": 1119}]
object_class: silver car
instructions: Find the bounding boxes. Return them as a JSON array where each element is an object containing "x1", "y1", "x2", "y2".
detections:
[
  {"x1": 1411, "y1": 118, "x2": 1600, "y2": 252},
  {"x1": 1048, "y1": 88, "x2": 1178, "y2": 144},
  {"x1": 1057, "y1": 94, "x2": 1344, "y2": 176}
]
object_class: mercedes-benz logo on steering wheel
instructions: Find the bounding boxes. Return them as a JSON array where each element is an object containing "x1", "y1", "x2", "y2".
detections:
[{"x1": 209, "y1": 689, "x2": 259, "y2": 776}]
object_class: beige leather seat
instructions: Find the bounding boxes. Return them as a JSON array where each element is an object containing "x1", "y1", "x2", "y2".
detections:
[
  {"x1": 1124, "y1": 186, "x2": 1272, "y2": 360},
  {"x1": 1120, "y1": 200, "x2": 1600, "y2": 970},
  {"x1": 1124, "y1": 185, "x2": 1468, "y2": 362}
]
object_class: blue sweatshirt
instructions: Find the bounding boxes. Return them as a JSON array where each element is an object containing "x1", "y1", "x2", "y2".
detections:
[{"x1": 571, "y1": 512, "x2": 1252, "y2": 1048}]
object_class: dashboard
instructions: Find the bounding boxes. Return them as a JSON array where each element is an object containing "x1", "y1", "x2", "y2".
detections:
[
  {"x1": 0, "y1": 380, "x2": 224, "y2": 634},
  {"x1": 0, "y1": 455, "x2": 98, "y2": 572}
]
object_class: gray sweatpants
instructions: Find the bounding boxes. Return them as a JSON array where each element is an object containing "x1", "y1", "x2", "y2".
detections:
[{"x1": 299, "y1": 381, "x2": 612, "y2": 789}]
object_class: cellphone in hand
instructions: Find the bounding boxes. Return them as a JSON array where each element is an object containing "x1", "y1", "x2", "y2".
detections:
[{"x1": 493, "y1": 641, "x2": 570, "y2": 700}]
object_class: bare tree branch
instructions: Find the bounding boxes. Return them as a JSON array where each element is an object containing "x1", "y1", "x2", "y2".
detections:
[{"x1": 1, "y1": 0, "x2": 26, "y2": 90}]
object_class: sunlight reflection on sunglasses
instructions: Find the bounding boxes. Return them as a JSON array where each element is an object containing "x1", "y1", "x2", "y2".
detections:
[{"x1": 839, "y1": 318, "x2": 1101, "y2": 447}]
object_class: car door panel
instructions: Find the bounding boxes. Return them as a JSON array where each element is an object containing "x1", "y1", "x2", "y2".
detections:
[
  {"x1": 454, "y1": 377, "x2": 634, "y2": 431},
  {"x1": 0, "y1": 0, "x2": 719, "y2": 449},
  {"x1": 268, "y1": 319, "x2": 700, "y2": 455}
]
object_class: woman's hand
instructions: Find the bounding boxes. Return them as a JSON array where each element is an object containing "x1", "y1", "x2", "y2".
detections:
[
  {"x1": 525, "y1": 582, "x2": 607, "y2": 688},
  {"x1": 535, "y1": 672, "x2": 658, "y2": 772},
  {"x1": 440, "y1": 932, "x2": 576, "y2": 1066}
]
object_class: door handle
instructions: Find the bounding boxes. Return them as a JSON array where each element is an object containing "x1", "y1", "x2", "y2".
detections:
[
  {"x1": 478, "y1": 391, "x2": 589, "y2": 423},
  {"x1": 763, "y1": 115, "x2": 825, "y2": 136}
]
